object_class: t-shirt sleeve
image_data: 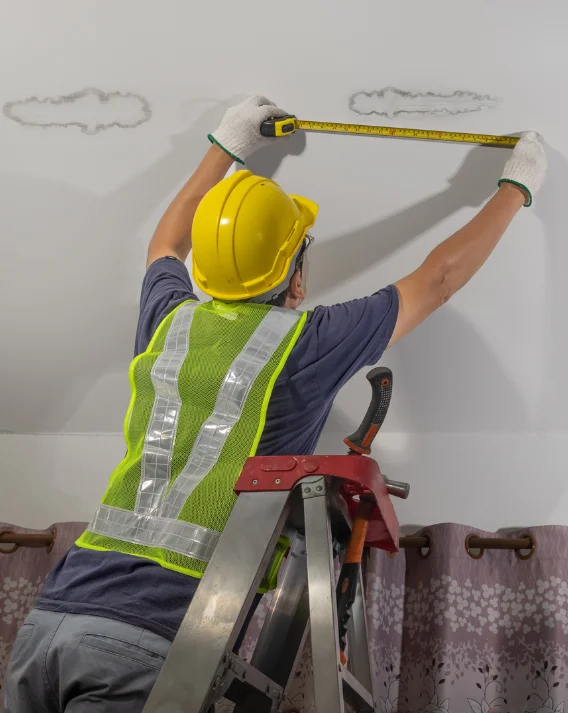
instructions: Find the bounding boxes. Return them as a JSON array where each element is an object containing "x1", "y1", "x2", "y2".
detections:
[
  {"x1": 310, "y1": 285, "x2": 399, "y2": 399},
  {"x1": 134, "y1": 256, "x2": 198, "y2": 356}
]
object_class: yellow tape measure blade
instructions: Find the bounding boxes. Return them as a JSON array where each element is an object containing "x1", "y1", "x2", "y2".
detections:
[{"x1": 296, "y1": 120, "x2": 518, "y2": 147}]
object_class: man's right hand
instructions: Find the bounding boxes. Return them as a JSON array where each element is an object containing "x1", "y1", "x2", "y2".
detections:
[
  {"x1": 498, "y1": 131, "x2": 548, "y2": 207},
  {"x1": 208, "y1": 96, "x2": 288, "y2": 165}
]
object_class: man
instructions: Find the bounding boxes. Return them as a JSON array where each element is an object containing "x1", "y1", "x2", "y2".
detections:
[{"x1": 5, "y1": 96, "x2": 546, "y2": 711}]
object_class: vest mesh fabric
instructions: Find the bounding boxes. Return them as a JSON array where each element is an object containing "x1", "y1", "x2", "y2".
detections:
[{"x1": 78, "y1": 300, "x2": 304, "y2": 578}]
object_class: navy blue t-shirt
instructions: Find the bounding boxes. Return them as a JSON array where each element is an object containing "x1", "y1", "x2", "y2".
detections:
[{"x1": 37, "y1": 257, "x2": 398, "y2": 641}]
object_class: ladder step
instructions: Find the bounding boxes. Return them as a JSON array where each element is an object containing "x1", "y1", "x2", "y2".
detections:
[
  {"x1": 341, "y1": 666, "x2": 374, "y2": 713},
  {"x1": 217, "y1": 653, "x2": 283, "y2": 711}
]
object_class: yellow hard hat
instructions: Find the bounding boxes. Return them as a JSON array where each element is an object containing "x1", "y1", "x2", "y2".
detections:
[{"x1": 192, "y1": 170, "x2": 319, "y2": 301}]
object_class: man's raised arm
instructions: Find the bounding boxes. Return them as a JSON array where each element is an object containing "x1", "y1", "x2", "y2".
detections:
[
  {"x1": 388, "y1": 132, "x2": 547, "y2": 347},
  {"x1": 147, "y1": 96, "x2": 286, "y2": 267}
]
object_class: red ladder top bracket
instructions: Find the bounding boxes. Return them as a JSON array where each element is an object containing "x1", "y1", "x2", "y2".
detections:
[{"x1": 235, "y1": 455, "x2": 399, "y2": 552}]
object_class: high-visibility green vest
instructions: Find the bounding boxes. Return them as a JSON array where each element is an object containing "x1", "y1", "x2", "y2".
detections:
[{"x1": 77, "y1": 299, "x2": 307, "y2": 581}]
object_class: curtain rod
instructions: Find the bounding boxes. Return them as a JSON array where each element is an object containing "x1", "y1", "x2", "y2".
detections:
[
  {"x1": 401, "y1": 535, "x2": 533, "y2": 550},
  {"x1": 0, "y1": 529, "x2": 535, "y2": 558},
  {"x1": 400, "y1": 534, "x2": 535, "y2": 560},
  {"x1": 0, "y1": 529, "x2": 56, "y2": 553}
]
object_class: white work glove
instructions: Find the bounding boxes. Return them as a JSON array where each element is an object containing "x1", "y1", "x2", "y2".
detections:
[
  {"x1": 498, "y1": 131, "x2": 547, "y2": 207},
  {"x1": 208, "y1": 96, "x2": 288, "y2": 164}
]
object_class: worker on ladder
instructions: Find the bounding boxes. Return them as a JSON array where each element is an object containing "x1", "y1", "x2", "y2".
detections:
[{"x1": 4, "y1": 96, "x2": 546, "y2": 712}]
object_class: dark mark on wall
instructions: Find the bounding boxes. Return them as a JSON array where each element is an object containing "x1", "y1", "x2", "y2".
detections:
[
  {"x1": 3, "y1": 87, "x2": 152, "y2": 134},
  {"x1": 349, "y1": 87, "x2": 499, "y2": 118}
]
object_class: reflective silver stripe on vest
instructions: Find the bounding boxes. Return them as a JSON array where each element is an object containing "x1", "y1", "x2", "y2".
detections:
[
  {"x1": 135, "y1": 302, "x2": 198, "y2": 516},
  {"x1": 88, "y1": 504, "x2": 219, "y2": 562},
  {"x1": 160, "y1": 307, "x2": 300, "y2": 519},
  {"x1": 89, "y1": 306, "x2": 300, "y2": 564}
]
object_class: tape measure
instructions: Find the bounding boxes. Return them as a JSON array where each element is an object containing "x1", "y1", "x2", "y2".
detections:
[{"x1": 260, "y1": 115, "x2": 518, "y2": 148}]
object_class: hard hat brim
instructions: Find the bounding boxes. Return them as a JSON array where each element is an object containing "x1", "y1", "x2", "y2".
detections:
[{"x1": 290, "y1": 195, "x2": 319, "y2": 231}]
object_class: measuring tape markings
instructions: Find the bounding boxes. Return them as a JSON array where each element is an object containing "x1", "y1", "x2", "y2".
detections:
[
  {"x1": 297, "y1": 120, "x2": 517, "y2": 147},
  {"x1": 261, "y1": 115, "x2": 518, "y2": 148}
]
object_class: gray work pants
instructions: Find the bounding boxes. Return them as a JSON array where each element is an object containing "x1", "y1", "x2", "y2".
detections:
[{"x1": 3, "y1": 609, "x2": 170, "y2": 712}]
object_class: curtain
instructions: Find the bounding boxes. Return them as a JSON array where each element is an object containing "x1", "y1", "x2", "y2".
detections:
[
  {"x1": 368, "y1": 523, "x2": 568, "y2": 713},
  {"x1": 0, "y1": 522, "x2": 85, "y2": 696},
  {"x1": 239, "y1": 524, "x2": 568, "y2": 713},
  {"x1": 3, "y1": 522, "x2": 568, "y2": 713}
]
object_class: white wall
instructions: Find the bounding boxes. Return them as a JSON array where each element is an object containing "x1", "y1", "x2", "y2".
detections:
[
  {"x1": 0, "y1": 435, "x2": 123, "y2": 528},
  {"x1": 2, "y1": 0, "x2": 568, "y2": 531},
  {"x1": 3, "y1": 431, "x2": 567, "y2": 533}
]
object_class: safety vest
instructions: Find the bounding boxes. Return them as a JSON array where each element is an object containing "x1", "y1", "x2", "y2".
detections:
[{"x1": 77, "y1": 299, "x2": 307, "y2": 582}]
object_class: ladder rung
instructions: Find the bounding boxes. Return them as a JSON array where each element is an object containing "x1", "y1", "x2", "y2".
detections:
[
  {"x1": 341, "y1": 666, "x2": 374, "y2": 713},
  {"x1": 219, "y1": 653, "x2": 283, "y2": 707}
]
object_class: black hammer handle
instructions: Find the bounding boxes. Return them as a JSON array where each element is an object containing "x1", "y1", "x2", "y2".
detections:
[{"x1": 344, "y1": 367, "x2": 393, "y2": 455}]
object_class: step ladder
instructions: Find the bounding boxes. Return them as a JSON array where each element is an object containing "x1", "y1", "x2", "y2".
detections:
[{"x1": 141, "y1": 368, "x2": 409, "y2": 713}]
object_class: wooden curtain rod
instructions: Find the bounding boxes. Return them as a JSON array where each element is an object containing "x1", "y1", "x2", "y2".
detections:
[
  {"x1": 401, "y1": 535, "x2": 532, "y2": 550},
  {"x1": 0, "y1": 529, "x2": 56, "y2": 553},
  {"x1": 400, "y1": 534, "x2": 535, "y2": 560},
  {"x1": 0, "y1": 530, "x2": 535, "y2": 558}
]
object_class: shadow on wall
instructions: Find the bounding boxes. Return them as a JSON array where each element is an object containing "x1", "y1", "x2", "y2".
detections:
[
  {"x1": 308, "y1": 145, "x2": 508, "y2": 294},
  {"x1": 245, "y1": 130, "x2": 307, "y2": 177},
  {"x1": 251, "y1": 136, "x2": 568, "y2": 435},
  {"x1": 534, "y1": 147, "x2": 568, "y2": 429},
  {"x1": 390, "y1": 306, "x2": 528, "y2": 431},
  {"x1": 0, "y1": 101, "x2": 232, "y2": 433},
  {"x1": 250, "y1": 139, "x2": 540, "y2": 432},
  {"x1": 391, "y1": 144, "x2": 567, "y2": 433},
  {"x1": 249, "y1": 137, "x2": 510, "y2": 295}
]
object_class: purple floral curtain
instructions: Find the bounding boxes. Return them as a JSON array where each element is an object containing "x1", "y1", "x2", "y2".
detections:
[
  {"x1": 366, "y1": 523, "x2": 568, "y2": 713},
  {"x1": 238, "y1": 524, "x2": 568, "y2": 713},
  {"x1": 4, "y1": 522, "x2": 568, "y2": 713},
  {"x1": 0, "y1": 521, "x2": 85, "y2": 703}
]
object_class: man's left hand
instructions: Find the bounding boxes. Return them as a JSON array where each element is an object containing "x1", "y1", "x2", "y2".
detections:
[{"x1": 208, "y1": 96, "x2": 288, "y2": 165}]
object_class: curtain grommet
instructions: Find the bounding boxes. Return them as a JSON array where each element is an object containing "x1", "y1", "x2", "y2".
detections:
[
  {"x1": 0, "y1": 530, "x2": 19, "y2": 554},
  {"x1": 46, "y1": 526, "x2": 56, "y2": 554},
  {"x1": 515, "y1": 534, "x2": 535, "y2": 561},
  {"x1": 465, "y1": 534, "x2": 484, "y2": 559},
  {"x1": 419, "y1": 532, "x2": 432, "y2": 559}
]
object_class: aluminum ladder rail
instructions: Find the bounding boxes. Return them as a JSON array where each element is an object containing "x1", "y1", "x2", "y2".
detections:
[{"x1": 142, "y1": 453, "x2": 403, "y2": 713}]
